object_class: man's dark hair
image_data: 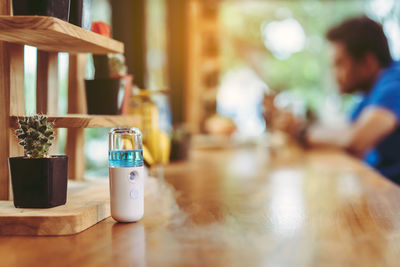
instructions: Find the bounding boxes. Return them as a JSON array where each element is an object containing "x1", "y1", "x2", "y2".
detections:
[{"x1": 326, "y1": 16, "x2": 392, "y2": 67}]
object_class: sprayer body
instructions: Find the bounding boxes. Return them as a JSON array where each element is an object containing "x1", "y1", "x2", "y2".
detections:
[
  {"x1": 109, "y1": 165, "x2": 144, "y2": 222},
  {"x1": 109, "y1": 128, "x2": 144, "y2": 222}
]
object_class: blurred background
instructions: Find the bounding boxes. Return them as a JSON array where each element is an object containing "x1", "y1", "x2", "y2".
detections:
[{"x1": 22, "y1": 0, "x2": 400, "y2": 177}]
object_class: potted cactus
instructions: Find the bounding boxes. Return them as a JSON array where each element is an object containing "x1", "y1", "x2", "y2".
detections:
[
  {"x1": 85, "y1": 53, "x2": 133, "y2": 115},
  {"x1": 8, "y1": 115, "x2": 68, "y2": 208},
  {"x1": 85, "y1": 22, "x2": 132, "y2": 115},
  {"x1": 12, "y1": 0, "x2": 71, "y2": 21},
  {"x1": 69, "y1": 0, "x2": 92, "y2": 30}
]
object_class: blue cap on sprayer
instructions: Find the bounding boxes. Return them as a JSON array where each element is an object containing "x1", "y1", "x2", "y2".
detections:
[{"x1": 109, "y1": 127, "x2": 144, "y2": 222}]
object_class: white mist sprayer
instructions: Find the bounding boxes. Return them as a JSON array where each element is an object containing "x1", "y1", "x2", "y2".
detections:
[{"x1": 109, "y1": 127, "x2": 144, "y2": 222}]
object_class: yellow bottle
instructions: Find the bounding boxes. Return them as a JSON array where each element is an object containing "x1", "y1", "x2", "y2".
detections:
[{"x1": 128, "y1": 89, "x2": 171, "y2": 166}]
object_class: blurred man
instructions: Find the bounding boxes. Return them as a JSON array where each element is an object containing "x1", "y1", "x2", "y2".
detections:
[{"x1": 267, "y1": 16, "x2": 400, "y2": 183}]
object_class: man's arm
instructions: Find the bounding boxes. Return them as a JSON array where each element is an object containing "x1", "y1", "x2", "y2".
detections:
[{"x1": 306, "y1": 107, "x2": 397, "y2": 157}]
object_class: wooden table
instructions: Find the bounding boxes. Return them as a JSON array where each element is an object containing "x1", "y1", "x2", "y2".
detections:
[{"x1": 1, "y1": 142, "x2": 400, "y2": 267}]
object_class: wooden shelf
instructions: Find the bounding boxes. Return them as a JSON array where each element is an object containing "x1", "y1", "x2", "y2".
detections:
[
  {"x1": 0, "y1": 16, "x2": 124, "y2": 54},
  {"x1": 0, "y1": 180, "x2": 110, "y2": 236},
  {"x1": 10, "y1": 114, "x2": 142, "y2": 128}
]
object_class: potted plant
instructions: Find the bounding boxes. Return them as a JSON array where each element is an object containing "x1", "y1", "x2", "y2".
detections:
[
  {"x1": 170, "y1": 124, "x2": 191, "y2": 162},
  {"x1": 85, "y1": 21, "x2": 132, "y2": 115},
  {"x1": 12, "y1": 0, "x2": 71, "y2": 22},
  {"x1": 8, "y1": 115, "x2": 68, "y2": 208},
  {"x1": 69, "y1": 0, "x2": 92, "y2": 30}
]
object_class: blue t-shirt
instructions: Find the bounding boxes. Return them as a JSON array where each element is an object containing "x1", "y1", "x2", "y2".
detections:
[{"x1": 351, "y1": 61, "x2": 400, "y2": 183}]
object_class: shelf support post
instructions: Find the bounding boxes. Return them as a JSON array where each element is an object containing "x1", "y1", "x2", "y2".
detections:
[
  {"x1": 66, "y1": 54, "x2": 87, "y2": 180},
  {"x1": 0, "y1": 43, "x2": 25, "y2": 200},
  {"x1": 36, "y1": 50, "x2": 59, "y2": 155}
]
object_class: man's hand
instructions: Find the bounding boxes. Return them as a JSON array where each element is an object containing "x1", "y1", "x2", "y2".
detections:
[
  {"x1": 306, "y1": 107, "x2": 397, "y2": 157},
  {"x1": 263, "y1": 93, "x2": 398, "y2": 158}
]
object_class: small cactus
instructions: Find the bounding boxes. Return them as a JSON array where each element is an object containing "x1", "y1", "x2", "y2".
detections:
[
  {"x1": 15, "y1": 115, "x2": 55, "y2": 158},
  {"x1": 108, "y1": 54, "x2": 127, "y2": 77}
]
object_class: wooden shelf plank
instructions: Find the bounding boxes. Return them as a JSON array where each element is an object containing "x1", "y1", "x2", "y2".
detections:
[
  {"x1": 0, "y1": 180, "x2": 110, "y2": 236},
  {"x1": 0, "y1": 16, "x2": 124, "y2": 54},
  {"x1": 10, "y1": 114, "x2": 142, "y2": 128}
]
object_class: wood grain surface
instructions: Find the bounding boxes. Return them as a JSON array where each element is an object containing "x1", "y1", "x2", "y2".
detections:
[
  {"x1": 0, "y1": 180, "x2": 110, "y2": 236},
  {"x1": 1, "y1": 142, "x2": 400, "y2": 266},
  {"x1": 10, "y1": 114, "x2": 142, "y2": 128},
  {"x1": 0, "y1": 16, "x2": 124, "y2": 54}
]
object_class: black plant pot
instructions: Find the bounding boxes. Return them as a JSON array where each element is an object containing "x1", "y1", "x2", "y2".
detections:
[
  {"x1": 170, "y1": 136, "x2": 191, "y2": 162},
  {"x1": 69, "y1": 0, "x2": 92, "y2": 30},
  {"x1": 170, "y1": 125, "x2": 191, "y2": 162},
  {"x1": 9, "y1": 156, "x2": 68, "y2": 208},
  {"x1": 12, "y1": 0, "x2": 71, "y2": 21},
  {"x1": 85, "y1": 78, "x2": 125, "y2": 115},
  {"x1": 93, "y1": 55, "x2": 109, "y2": 79}
]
